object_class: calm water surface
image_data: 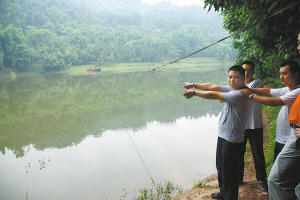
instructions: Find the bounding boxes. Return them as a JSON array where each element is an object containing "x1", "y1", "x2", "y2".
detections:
[{"x1": 0, "y1": 68, "x2": 226, "y2": 199}]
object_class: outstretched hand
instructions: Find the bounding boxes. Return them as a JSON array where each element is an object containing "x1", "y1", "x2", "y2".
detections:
[
  {"x1": 183, "y1": 90, "x2": 195, "y2": 99},
  {"x1": 182, "y1": 82, "x2": 193, "y2": 90},
  {"x1": 239, "y1": 88, "x2": 252, "y2": 97}
]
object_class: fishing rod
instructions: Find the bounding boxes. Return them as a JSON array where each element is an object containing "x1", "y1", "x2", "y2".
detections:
[{"x1": 147, "y1": 1, "x2": 300, "y2": 73}]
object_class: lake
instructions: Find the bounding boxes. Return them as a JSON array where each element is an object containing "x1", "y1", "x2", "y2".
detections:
[{"x1": 0, "y1": 65, "x2": 228, "y2": 199}]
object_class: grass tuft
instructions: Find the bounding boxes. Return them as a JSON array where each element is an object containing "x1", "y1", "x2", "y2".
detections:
[{"x1": 192, "y1": 180, "x2": 210, "y2": 189}]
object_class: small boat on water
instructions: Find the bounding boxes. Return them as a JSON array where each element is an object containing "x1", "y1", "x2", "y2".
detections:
[
  {"x1": 87, "y1": 68, "x2": 101, "y2": 71},
  {"x1": 87, "y1": 65, "x2": 101, "y2": 71}
]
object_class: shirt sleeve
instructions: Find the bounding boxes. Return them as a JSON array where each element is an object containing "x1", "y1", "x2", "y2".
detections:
[
  {"x1": 248, "y1": 79, "x2": 263, "y2": 89},
  {"x1": 271, "y1": 87, "x2": 289, "y2": 98},
  {"x1": 256, "y1": 79, "x2": 263, "y2": 88},
  {"x1": 223, "y1": 90, "x2": 248, "y2": 105},
  {"x1": 280, "y1": 88, "x2": 300, "y2": 108},
  {"x1": 220, "y1": 85, "x2": 232, "y2": 93}
]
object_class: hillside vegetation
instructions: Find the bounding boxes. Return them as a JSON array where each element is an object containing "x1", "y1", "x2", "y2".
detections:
[{"x1": 0, "y1": 0, "x2": 234, "y2": 72}]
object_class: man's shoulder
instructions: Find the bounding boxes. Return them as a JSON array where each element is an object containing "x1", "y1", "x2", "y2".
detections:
[
  {"x1": 220, "y1": 85, "x2": 232, "y2": 92},
  {"x1": 271, "y1": 86, "x2": 289, "y2": 96},
  {"x1": 248, "y1": 79, "x2": 263, "y2": 88},
  {"x1": 280, "y1": 87, "x2": 300, "y2": 107},
  {"x1": 272, "y1": 86, "x2": 289, "y2": 91},
  {"x1": 223, "y1": 89, "x2": 251, "y2": 104},
  {"x1": 281, "y1": 87, "x2": 300, "y2": 100},
  {"x1": 285, "y1": 86, "x2": 300, "y2": 95}
]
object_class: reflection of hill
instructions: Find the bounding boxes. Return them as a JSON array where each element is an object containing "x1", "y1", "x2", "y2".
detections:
[{"x1": 0, "y1": 69, "x2": 227, "y2": 156}]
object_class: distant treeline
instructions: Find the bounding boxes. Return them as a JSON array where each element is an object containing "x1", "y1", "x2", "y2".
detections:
[{"x1": 0, "y1": 0, "x2": 235, "y2": 72}]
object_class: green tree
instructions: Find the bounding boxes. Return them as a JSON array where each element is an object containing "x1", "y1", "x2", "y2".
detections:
[
  {"x1": 12, "y1": 43, "x2": 36, "y2": 71},
  {"x1": 0, "y1": 52, "x2": 4, "y2": 69},
  {"x1": 63, "y1": 48, "x2": 79, "y2": 66},
  {"x1": 0, "y1": 25, "x2": 27, "y2": 68},
  {"x1": 25, "y1": 26, "x2": 57, "y2": 48},
  {"x1": 204, "y1": 0, "x2": 300, "y2": 85},
  {"x1": 42, "y1": 52, "x2": 66, "y2": 71},
  {"x1": 167, "y1": 46, "x2": 182, "y2": 60}
]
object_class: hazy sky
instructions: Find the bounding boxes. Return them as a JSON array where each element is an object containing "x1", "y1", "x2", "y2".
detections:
[{"x1": 141, "y1": 0, "x2": 205, "y2": 6}]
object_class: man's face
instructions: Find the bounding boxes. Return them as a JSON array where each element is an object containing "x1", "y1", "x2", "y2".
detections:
[
  {"x1": 228, "y1": 70, "x2": 245, "y2": 90},
  {"x1": 242, "y1": 64, "x2": 254, "y2": 82},
  {"x1": 280, "y1": 65, "x2": 297, "y2": 87},
  {"x1": 297, "y1": 33, "x2": 300, "y2": 54}
]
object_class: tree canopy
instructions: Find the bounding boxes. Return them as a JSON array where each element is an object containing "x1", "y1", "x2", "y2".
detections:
[
  {"x1": 0, "y1": 0, "x2": 235, "y2": 72},
  {"x1": 204, "y1": 0, "x2": 300, "y2": 86}
]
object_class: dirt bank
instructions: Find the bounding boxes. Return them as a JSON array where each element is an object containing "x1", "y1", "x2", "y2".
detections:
[{"x1": 172, "y1": 152, "x2": 269, "y2": 200}]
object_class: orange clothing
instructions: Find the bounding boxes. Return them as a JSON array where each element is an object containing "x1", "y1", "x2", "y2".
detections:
[{"x1": 289, "y1": 93, "x2": 300, "y2": 125}]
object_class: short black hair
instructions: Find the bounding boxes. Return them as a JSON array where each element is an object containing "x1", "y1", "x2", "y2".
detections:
[
  {"x1": 242, "y1": 61, "x2": 255, "y2": 72},
  {"x1": 281, "y1": 60, "x2": 300, "y2": 77},
  {"x1": 228, "y1": 65, "x2": 245, "y2": 77}
]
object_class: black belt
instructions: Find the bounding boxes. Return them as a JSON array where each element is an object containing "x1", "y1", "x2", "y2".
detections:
[{"x1": 290, "y1": 123, "x2": 300, "y2": 129}]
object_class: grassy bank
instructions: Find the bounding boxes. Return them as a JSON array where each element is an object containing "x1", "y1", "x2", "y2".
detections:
[
  {"x1": 244, "y1": 105, "x2": 280, "y2": 176},
  {"x1": 0, "y1": 57, "x2": 226, "y2": 77},
  {"x1": 262, "y1": 105, "x2": 281, "y2": 175},
  {"x1": 64, "y1": 57, "x2": 225, "y2": 76}
]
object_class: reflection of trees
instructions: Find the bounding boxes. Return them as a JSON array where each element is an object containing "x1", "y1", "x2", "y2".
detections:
[{"x1": 0, "y1": 68, "x2": 227, "y2": 156}]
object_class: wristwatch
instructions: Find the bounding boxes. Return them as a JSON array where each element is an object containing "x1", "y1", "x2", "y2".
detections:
[{"x1": 248, "y1": 93, "x2": 254, "y2": 100}]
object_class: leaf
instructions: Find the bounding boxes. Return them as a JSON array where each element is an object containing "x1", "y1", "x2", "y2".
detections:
[
  {"x1": 259, "y1": 0, "x2": 265, "y2": 4},
  {"x1": 288, "y1": 16, "x2": 294, "y2": 24},
  {"x1": 268, "y1": 1, "x2": 278, "y2": 13},
  {"x1": 284, "y1": 54, "x2": 290, "y2": 60}
]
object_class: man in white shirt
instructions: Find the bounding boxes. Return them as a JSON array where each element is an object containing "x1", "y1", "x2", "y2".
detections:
[
  {"x1": 238, "y1": 61, "x2": 267, "y2": 191},
  {"x1": 267, "y1": 34, "x2": 300, "y2": 200},
  {"x1": 240, "y1": 60, "x2": 300, "y2": 161}
]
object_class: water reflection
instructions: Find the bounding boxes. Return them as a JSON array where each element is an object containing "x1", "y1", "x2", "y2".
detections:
[
  {"x1": 0, "y1": 69, "x2": 226, "y2": 199},
  {"x1": 88, "y1": 71, "x2": 101, "y2": 76}
]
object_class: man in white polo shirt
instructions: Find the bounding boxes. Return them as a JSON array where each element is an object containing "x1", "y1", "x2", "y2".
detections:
[
  {"x1": 238, "y1": 61, "x2": 268, "y2": 191},
  {"x1": 267, "y1": 33, "x2": 300, "y2": 200},
  {"x1": 183, "y1": 65, "x2": 251, "y2": 200},
  {"x1": 240, "y1": 60, "x2": 300, "y2": 162}
]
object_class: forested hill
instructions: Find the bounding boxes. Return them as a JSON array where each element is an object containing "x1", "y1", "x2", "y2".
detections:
[{"x1": 0, "y1": 0, "x2": 235, "y2": 72}]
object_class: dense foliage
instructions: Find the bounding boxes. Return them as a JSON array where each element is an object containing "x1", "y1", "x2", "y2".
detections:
[
  {"x1": 0, "y1": 0, "x2": 235, "y2": 72},
  {"x1": 204, "y1": 0, "x2": 300, "y2": 87}
]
